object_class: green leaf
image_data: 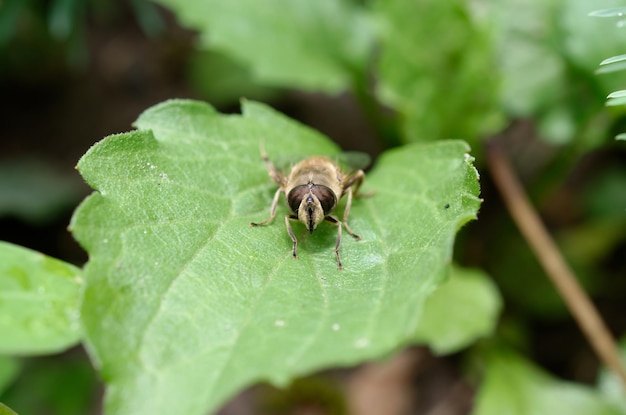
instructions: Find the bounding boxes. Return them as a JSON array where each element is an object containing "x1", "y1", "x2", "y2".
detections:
[
  {"x1": 491, "y1": 0, "x2": 566, "y2": 117},
  {"x1": 0, "y1": 356, "x2": 20, "y2": 395},
  {"x1": 70, "y1": 99, "x2": 481, "y2": 415},
  {"x1": 583, "y1": 168, "x2": 626, "y2": 219},
  {"x1": 129, "y1": 0, "x2": 166, "y2": 38},
  {"x1": 562, "y1": 0, "x2": 626, "y2": 77},
  {"x1": 606, "y1": 96, "x2": 626, "y2": 106},
  {"x1": 491, "y1": 0, "x2": 625, "y2": 147},
  {"x1": 0, "y1": 0, "x2": 26, "y2": 47},
  {"x1": 0, "y1": 354, "x2": 97, "y2": 415},
  {"x1": 607, "y1": 90, "x2": 626, "y2": 98},
  {"x1": 187, "y1": 50, "x2": 278, "y2": 106},
  {"x1": 0, "y1": 158, "x2": 84, "y2": 224},
  {"x1": 596, "y1": 60, "x2": 626, "y2": 75},
  {"x1": 373, "y1": 0, "x2": 503, "y2": 143},
  {"x1": 415, "y1": 266, "x2": 502, "y2": 354},
  {"x1": 0, "y1": 242, "x2": 82, "y2": 355},
  {"x1": 597, "y1": 336, "x2": 626, "y2": 412},
  {"x1": 48, "y1": 0, "x2": 80, "y2": 40},
  {"x1": 473, "y1": 349, "x2": 622, "y2": 415},
  {"x1": 615, "y1": 133, "x2": 626, "y2": 140},
  {"x1": 601, "y1": 55, "x2": 626, "y2": 66},
  {"x1": 0, "y1": 402, "x2": 18, "y2": 415},
  {"x1": 153, "y1": 0, "x2": 373, "y2": 92},
  {"x1": 589, "y1": 8, "x2": 626, "y2": 17}
]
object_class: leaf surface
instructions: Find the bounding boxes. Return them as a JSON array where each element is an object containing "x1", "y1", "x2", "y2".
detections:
[
  {"x1": 71, "y1": 99, "x2": 481, "y2": 414},
  {"x1": 0, "y1": 242, "x2": 82, "y2": 355}
]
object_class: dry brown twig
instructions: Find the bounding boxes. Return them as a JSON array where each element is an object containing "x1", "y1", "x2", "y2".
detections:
[{"x1": 487, "y1": 144, "x2": 626, "y2": 389}]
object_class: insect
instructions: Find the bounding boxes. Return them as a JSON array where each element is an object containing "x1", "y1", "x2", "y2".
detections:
[{"x1": 250, "y1": 150, "x2": 369, "y2": 270}]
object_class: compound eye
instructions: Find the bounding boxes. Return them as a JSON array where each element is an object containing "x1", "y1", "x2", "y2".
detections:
[
  {"x1": 312, "y1": 185, "x2": 336, "y2": 214},
  {"x1": 287, "y1": 185, "x2": 308, "y2": 213}
]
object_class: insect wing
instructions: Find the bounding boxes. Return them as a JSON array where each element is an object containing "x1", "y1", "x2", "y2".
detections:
[
  {"x1": 265, "y1": 151, "x2": 370, "y2": 171},
  {"x1": 265, "y1": 153, "x2": 309, "y2": 172},
  {"x1": 333, "y1": 151, "x2": 371, "y2": 172}
]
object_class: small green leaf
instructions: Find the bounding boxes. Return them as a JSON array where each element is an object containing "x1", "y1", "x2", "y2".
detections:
[
  {"x1": 0, "y1": 158, "x2": 84, "y2": 224},
  {"x1": 606, "y1": 96, "x2": 626, "y2": 106},
  {"x1": 129, "y1": 0, "x2": 166, "y2": 38},
  {"x1": 188, "y1": 50, "x2": 278, "y2": 106},
  {"x1": 0, "y1": 354, "x2": 97, "y2": 415},
  {"x1": 596, "y1": 61, "x2": 626, "y2": 75},
  {"x1": 48, "y1": 0, "x2": 80, "y2": 40},
  {"x1": 0, "y1": 242, "x2": 82, "y2": 355},
  {"x1": 615, "y1": 133, "x2": 626, "y2": 140},
  {"x1": 597, "y1": 336, "x2": 626, "y2": 412},
  {"x1": 0, "y1": 402, "x2": 18, "y2": 415},
  {"x1": 563, "y1": 0, "x2": 626, "y2": 75},
  {"x1": 589, "y1": 8, "x2": 626, "y2": 17},
  {"x1": 153, "y1": 0, "x2": 373, "y2": 92},
  {"x1": 607, "y1": 90, "x2": 626, "y2": 98},
  {"x1": 71, "y1": 99, "x2": 481, "y2": 415},
  {"x1": 0, "y1": 356, "x2": 20, "y2": 394},
  {"x1": 601, "y1": 55, "x2": 626, "y2": 66},
  {"x1": 473, "y1": 349, "x2": 622, "y2": 415},
  {"x1": 415, "y1": 266, "x2": 502, "y2": 354}
]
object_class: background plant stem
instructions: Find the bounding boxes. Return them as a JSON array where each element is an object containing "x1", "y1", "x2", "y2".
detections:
[{"x1": 487, "y1": 143, "x2": 626, "y2": 389}]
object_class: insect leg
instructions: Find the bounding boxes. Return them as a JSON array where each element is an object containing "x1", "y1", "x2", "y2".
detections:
[
  {"x1": 342, "y1": 169, "x2": 365, "y2": 196},
  {"x1": 250, "y1": 188, "x2": 282, "y2": 226},
  {"x1": 260, "y1": 150, "x2": 287, "y2": 187},
  {"x1": 325, "y1": 216, "x2": 343, "y2": 270},
  {"x1": 341, "y1": 187, "x2": 361, "y2": 241},
  {"x1": 343, "y1": 169, "x2": 374, "y2": 198},
  {"x1": 285, "y1": 214, "x2": 299, "y2": 259}
]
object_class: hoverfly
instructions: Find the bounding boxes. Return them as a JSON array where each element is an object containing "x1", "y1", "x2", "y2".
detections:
[{"x1": 250, "y1": 149, "x2": 370, "y2": 270}]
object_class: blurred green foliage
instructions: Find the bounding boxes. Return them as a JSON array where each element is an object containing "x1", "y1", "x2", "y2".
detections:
[
  {"x1": 1, "y1": 0, "x2": 625, "y2": 413},
  {"x1": 473, "y1": 347, "x2": 623, "y2": 415},
  {"x1": 170, "y1": 0, "x2": 626, "y2": 149},
  {"x1": 0, "y1": 159, "x2": 84, "y2": 224},
  {"x1": 0, "y1": 357, "x2": 20, "y2": 396},
  {"x1": 186, "y1": 50, "x2": 279, "y2": 106},
  {"x1": 0, "y1": 354, "x2": 97, "y2": 415}
]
